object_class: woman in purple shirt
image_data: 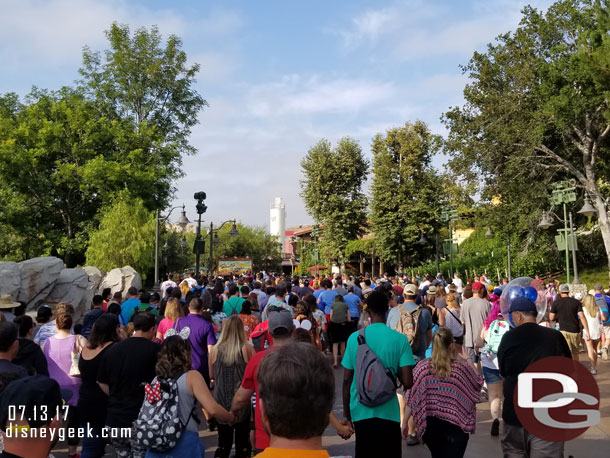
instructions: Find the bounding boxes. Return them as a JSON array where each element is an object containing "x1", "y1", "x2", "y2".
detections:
[{"x1": 44, "y1": 311, "x2": 86, "y2": 458}]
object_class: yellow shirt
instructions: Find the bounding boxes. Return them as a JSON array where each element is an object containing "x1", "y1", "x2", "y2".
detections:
[{"x1": 254, "y1": 448, "x2": 331, "y2": 458}]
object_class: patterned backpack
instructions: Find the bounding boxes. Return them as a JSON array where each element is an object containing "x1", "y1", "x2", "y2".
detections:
[
  {"x1": 483, "y1": 319, "x2": 510, "y2": 355},
  {"x1": 395, "y1": 305, "x2": 422, "y2": 350},
  {"x1": 133, "y1": 376, "x2": 194, "y2": 452}
]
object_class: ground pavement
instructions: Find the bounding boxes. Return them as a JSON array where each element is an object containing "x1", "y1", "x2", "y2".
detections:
[{"x1": 52, "y1": 352, "x2": 610, "y2": 458}]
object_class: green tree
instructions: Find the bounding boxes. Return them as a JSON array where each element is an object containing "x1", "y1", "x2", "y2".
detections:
[
  {"x1": 79, "y1": 23, "x2": 206, "y2": 163},
  {"x1": 300, "y1": 138, "x2": 368, "y2": 266},
  {"x1": 202, "y1": 224, "x2": 281, "y2": 272},
  {"x1": 370, "y1": 122, "x2": 443, "y2": 268},
  {"x1": 444, "y1": 0, "x2": 610, "y2": 277},
  {"x1": 85, "y1": 193, "x2": 156, "y2": 275},
  {"x1": 0, "y1": 23, "x2": 206, "y2": 265}
]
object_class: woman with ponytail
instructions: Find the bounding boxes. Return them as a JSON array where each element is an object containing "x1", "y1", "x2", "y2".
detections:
[{"x1": 403, "y1": 327, "x2": 483, "y2": 458}]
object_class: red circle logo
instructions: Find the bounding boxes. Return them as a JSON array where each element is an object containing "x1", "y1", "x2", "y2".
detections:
[{"x1": 514, "y1": 356, "x2": 600, "y2": 442}]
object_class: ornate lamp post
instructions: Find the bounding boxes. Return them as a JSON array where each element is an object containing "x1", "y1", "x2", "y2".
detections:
[
  {"x1": 154, "y1": 205, "x2": 190, "y2": 290},
  {"x1": 538, "y1": 180, "x2": 597, "y2": 284}
]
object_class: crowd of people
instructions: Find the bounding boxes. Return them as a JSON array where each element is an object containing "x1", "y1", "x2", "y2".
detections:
[{"x1": 0, "y1": 269, "x2": 607, "y2": 458}]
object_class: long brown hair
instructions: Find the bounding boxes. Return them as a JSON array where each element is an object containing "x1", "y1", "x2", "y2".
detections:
[
  {"x1": 156, "y1": 336, "x2": 192, "y2": 379},
  {"x1": 428, "y1": 327, "x2": 454, "y2": 379}
]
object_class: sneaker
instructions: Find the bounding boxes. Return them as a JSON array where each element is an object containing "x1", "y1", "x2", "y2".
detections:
[
  {"x1": 591, "y1": 369, "x2": 597, "y2": 375},
  {"x1": 491, "y1": 418, "x2": 500, "y2": 436},
  {"x1": 406, "y1": 433, "x2": 420, "y2": 446},
  {"x1": 603, "y1": 347, "x2": 609, "y2": 361},
  {"x1": 598, "y1": 350, "x2": 602, "y2": 356}
]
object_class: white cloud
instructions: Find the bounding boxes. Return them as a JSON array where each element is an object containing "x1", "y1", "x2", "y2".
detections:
[
  {"x1": 0, "y1": 0, "x2": 243, "y2": 78},
  {"x1": 335, "y1": 0, "x2": 555, "y2": 60},
  {"x1": 245, "y1": 75, "x2": 395, "y2": 117}
]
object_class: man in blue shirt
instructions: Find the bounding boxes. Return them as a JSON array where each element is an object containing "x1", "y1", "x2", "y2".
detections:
[
  {"x1": 120, "y1": 287, "x2": 140, "y2": 325},
  {"x1": 318, "y1": 279, "x2": 338, "y2": 315},
  {"x1": 344, "y1": 286, "x2": 361, "y2": 332},
  {"x1": 386, "y1": 283, "x2": 433, "y2": 446}
]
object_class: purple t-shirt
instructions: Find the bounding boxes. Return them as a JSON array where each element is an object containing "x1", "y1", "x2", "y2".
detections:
[{"x1": 176, "y1": 313, "x2": 217, "y2": 379}]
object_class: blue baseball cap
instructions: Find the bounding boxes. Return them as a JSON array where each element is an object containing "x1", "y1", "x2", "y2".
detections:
[{"x1": 508, "y1": 297, "x2": 537, "y2": 313}]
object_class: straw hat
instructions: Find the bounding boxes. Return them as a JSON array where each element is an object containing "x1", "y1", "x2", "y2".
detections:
[{"x1": 0, "y1": 294, "x2": 19, "y2": 309}]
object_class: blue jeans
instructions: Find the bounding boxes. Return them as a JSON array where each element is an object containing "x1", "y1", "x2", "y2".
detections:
[
  {"x1": 80, "y1": 425, "x2": 107, "y2": 458},
  {"x1": 145, "y1": 430, "x2": 205, "y2": 458}
]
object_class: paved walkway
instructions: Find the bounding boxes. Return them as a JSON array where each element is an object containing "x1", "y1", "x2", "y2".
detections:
[{"x1": 51, "y1": 352, "x2": 610, "y2": 457}]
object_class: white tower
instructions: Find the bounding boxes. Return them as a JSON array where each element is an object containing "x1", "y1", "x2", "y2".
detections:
[{"x1": 270, "y1": 197, "x2": 286, "y2": 250}]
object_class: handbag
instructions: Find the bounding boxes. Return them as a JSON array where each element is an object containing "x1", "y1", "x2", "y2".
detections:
[{"x1": 69, "y1": 337, "x2": 81, "y2": 377}]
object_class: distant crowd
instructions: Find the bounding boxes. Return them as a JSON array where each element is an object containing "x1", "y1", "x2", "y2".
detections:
[{"x1": 0, "y1": 269, "x2": 607, "y2": 458}]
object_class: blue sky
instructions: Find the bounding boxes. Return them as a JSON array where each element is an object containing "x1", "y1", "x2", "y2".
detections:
[{"x1": 0, "y1": 0, "x2": 554, "y2": 229}]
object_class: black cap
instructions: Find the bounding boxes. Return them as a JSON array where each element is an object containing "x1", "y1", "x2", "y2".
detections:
[{"x1": 0, "y1": 375, "x2": 64, "y2": 429}]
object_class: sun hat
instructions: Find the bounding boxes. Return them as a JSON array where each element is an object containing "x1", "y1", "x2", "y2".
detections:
[{"x1": 0, "y1": 294, "x2": 19, "y2": 309}]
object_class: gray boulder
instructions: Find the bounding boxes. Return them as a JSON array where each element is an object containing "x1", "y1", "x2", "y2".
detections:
[
  {"x1": 121, "y1": 266, "x2": 142, "y2": 297},
  {"x1": 98, "y1": 268, "x2": 125, "y2": 297},
  {"x1": 45, "y1": 268, "x2": 89, "y2": 320},
  {"x1": 17, "y1": 257, "x2": 64, "y2": 308},
  {"x1": 0, "y1": 262, "x2": 21, "y2": 298},
  {"x1": 80, "y1": 266, "x2": 105, "y2": 315}
]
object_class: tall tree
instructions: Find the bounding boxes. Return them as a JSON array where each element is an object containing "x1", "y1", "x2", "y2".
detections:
[
  {"x1": 300, "y1": 138, "x2": 368, "y2": 265},
  {"x1": 444, "y1": 0, "x2": 610, "y2": 277},
  {"x1": 85, "y1": 192, "x2": 156, "y2": 276},
  {"x1": 0, "y1": 23, "x2": 206, "y2": 265},
  {"x1": 79, "y1": 22, "x2": 207, "y2": 205},
  {"x1": 370, "y1": 121, "x2": 442, "y2": 267}
]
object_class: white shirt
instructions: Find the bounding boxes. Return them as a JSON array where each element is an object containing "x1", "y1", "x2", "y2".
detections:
[
  {"x1": 185, "y1": 277, "x2": 197, "y2": 288},
  {"x1": 452, "y1": 278, "x2": 463, "y2": 293},
  {"x1": 160, "y1": 280, "x2": 177, "y2": 297}
]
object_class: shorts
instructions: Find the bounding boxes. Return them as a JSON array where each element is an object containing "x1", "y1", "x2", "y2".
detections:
[
  {"x1": 560, "y1": 331, "x2": 581, "y2": 354},
  {"x1": 482, "y1": 366, "x2": 502, "y2": 384},
  {"x1": 601, "y1": 324, "x2": 610, "y2": 342}
]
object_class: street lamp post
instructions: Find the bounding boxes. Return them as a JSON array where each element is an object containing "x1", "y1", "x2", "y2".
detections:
[
  {"x1": 311, "y1": 224, "x2": 319, "y2": 278},
  {"x1": 441, "y1": 207, "x2": 459, "y2": 277},
  {"x1": 208, "y1": 220, "x2": 239, "y2": 276},
  {"x1": 485, "y1": 228, "x2": 512, "y2": 281},
  {"x1": 154, "y1": 205, "x2": 190, "y2": 290},
  {"x1": 538, "y1": 180, "x2": 597, "y2": 285}
]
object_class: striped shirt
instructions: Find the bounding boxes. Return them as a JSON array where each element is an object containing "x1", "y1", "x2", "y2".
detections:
[{"x1": 406, "y1": 359, "x2": 483, "y2": 438}]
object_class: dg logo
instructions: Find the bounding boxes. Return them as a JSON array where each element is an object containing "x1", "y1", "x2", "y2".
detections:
[{"x1": 515, "y1": 356, "x2": 600, "y2": 442}]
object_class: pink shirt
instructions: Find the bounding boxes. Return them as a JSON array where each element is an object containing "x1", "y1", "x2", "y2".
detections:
[{"x1": 157, "y1": 318, "x2": 175, "y2": 339}]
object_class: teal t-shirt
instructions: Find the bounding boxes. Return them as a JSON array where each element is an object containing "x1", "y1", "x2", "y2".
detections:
[
  {"x1": 223, "y1": 296, "x2": 245, "y2": 316},
  {"x1": 342, "y1": 323, "x2": 415, "y2": 423}
]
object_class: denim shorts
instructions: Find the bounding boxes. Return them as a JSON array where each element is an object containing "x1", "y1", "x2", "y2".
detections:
[{"x1": 482, "y1": 366, "x2": 502, "y2": 384}]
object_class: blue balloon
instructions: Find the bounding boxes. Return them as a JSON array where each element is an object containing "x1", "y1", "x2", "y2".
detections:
[
  {"x1": 506, "y1": 285, "x2": 525, "y2": 304},
  {"x1": 523, "y1": 286, "x2": 538, "y2": 303}
]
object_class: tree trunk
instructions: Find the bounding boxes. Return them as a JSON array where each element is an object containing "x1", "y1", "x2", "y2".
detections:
[
  {"x1": 379, "y1": 259, "x2": 384, "y2": 276},
  {"x1": 371, "y1": 250, "x2": 375, "y2": 278},
  {"x1": 591, "y1": 190, "x2": 610, "y2": 280},
  {"x1": 584, "y1": 160, "x2": 610, "y2": 281}
]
